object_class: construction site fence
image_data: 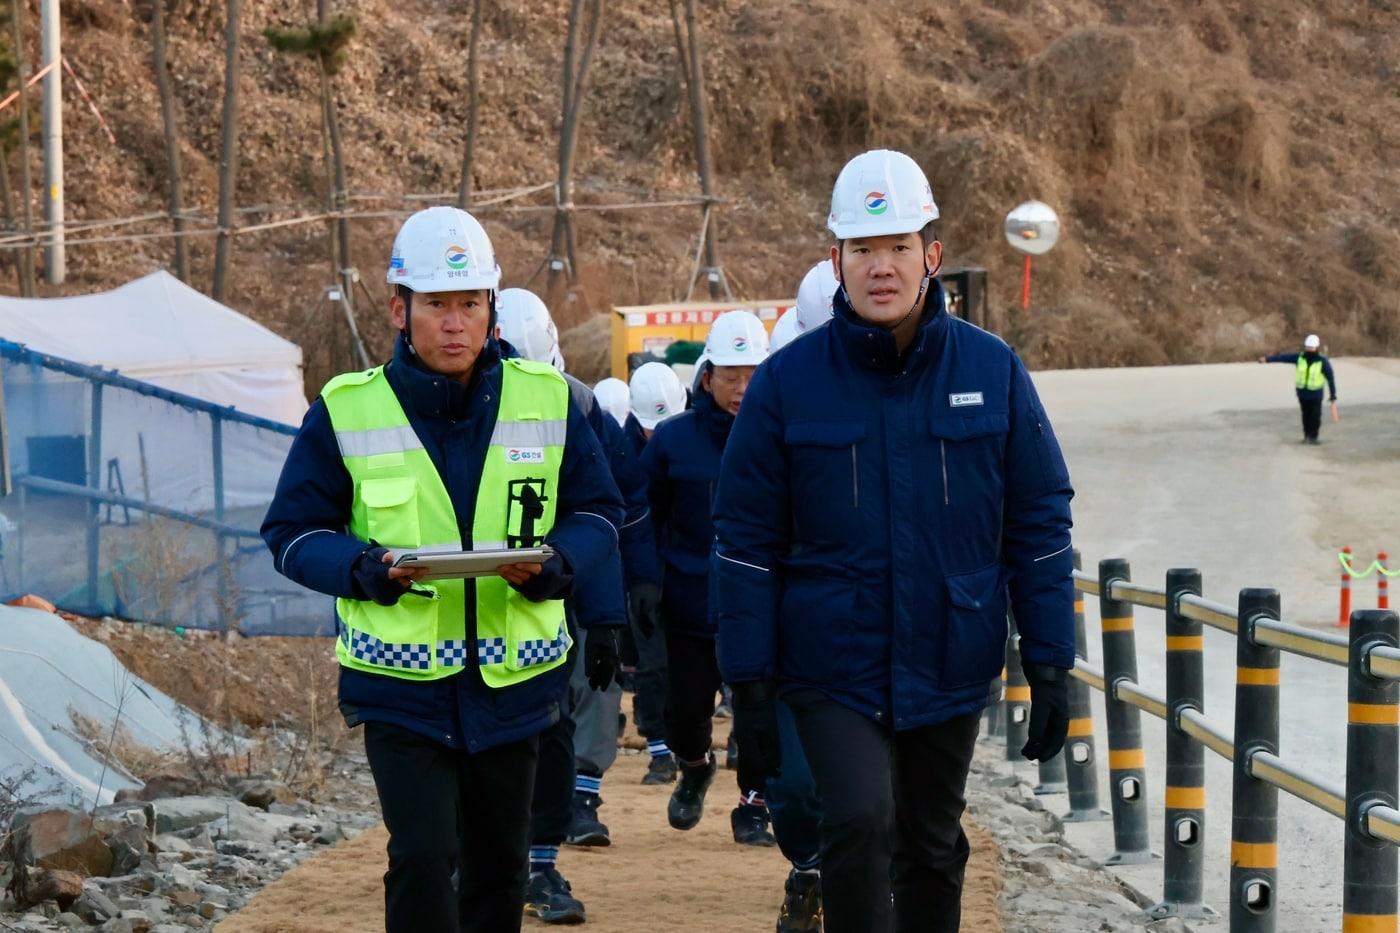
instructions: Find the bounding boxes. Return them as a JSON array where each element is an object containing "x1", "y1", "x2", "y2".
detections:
[
  {"x1": 991, "y1": 550, "x2": 1399, "y2": 932},
  {"x1": 0, "y1": 340, "x2": 334, "y2": 636}
]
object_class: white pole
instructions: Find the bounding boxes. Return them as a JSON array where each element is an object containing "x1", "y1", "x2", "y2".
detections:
[{"x1": 41, "y1": 0, "x2": 63, "y2": 284}]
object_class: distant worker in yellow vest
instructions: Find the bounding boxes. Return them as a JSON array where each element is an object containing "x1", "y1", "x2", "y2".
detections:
[
  {"x1": 261, "y1": 206, "x2": 624, "y2": 933},
  {"x1": 1259, "y1": 333, "x2": 1338, "y2": 445}
]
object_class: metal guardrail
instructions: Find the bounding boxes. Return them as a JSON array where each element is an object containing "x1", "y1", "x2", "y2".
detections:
[{"x1": 1000, "y1": 552, "x2": 1400, "y2": 931}]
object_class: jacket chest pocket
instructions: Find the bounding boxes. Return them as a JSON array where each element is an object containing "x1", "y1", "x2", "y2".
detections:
[
  {"x1": 927, "y1": 412, "x2": 1008, "y2": 509},
  {"x1": 784, "y1": 421, "x2": 867, "y2": 539},
  {"x1": 358, "y1": 476, "x2": 421, "y2": 550}
]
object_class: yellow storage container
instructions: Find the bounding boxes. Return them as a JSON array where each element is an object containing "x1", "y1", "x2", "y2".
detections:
[{"x1": 610, "y1": 299, "x2": 791, "y2": 380}]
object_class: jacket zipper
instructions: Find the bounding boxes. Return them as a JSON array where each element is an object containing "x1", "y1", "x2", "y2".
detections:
[
  {"x1": 940, "y1": 440, "x2": 949, "y2": 506},
  {"x1": 851, "y1": 445, "x2": 859, "y2": 508}
]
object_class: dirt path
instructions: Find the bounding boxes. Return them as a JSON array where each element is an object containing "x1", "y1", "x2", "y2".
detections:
[{"x1": 219, "y1": 726, "x2": 1003, "y2": 932}]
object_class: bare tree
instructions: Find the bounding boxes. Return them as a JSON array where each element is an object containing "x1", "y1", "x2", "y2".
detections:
[
  {"x1": 8, "y1": 0, "x2": 35, "y2": 296},
  {"x1": 149, "y1": 0, "x2": 188, "y2": 282},
  {"x1": 545, "y1": 0, "x2": 603, "y2": 296},
  {"x1": 672, "y1": 0, "x2": 729, "y2": 299},
  {"x1": 211, "y1": 0, "x2": 241, "y2": 303},
  {"x1": 455, "y1": 0, "x2": 484, "y2": 209},
  {"x1": 265, "y1": 7, "x2": 367, "y2": 368}
]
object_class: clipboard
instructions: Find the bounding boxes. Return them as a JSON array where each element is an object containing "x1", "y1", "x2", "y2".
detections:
[{"x1": 392, "y1": 547, "x2": 554, "y2": 580}]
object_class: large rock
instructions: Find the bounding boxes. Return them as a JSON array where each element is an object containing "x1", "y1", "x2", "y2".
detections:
[
  {"x1": 15, "y1": 868, "x2": 84, "y2": 911},
  {"x1": 13, "y1": 808, "x2": 114, "y2": 877},
  {"x1": 148, "y1": 796, "x2": 251, "y2": 834},
  {"x1": 234, "y1": 779, "x2": 294, "y2": 811},
  {"x1": 72, "y1": 886, "x2": 119, "y2": 923}
]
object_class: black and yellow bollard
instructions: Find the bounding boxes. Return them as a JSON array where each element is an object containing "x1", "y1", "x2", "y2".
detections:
[
  {"x1": 1098, "y1": 558, "x2": 1152, "y2": 864},
  {"x1": 1150, "y1": 568, "x2": 1210, "y2": 919},
  {"x1": 1231, "y1": 588, "x2": 1280, "y2": 932},
  {"x1": 983, "y1": 667, "x2": 1006, "y2": 741},
  {"x1": 1004, "y1": 613, "x2": 1030, "y2": 759},
  {"x1": 1344, "y1": 609, "x2": 1399, "y2": 933},
  {"x1": 1064, "y1": 549, "x2": 1107, "y2": 822}
]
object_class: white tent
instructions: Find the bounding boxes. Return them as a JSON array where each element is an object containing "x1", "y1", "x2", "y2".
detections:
[{"x1": 0, "y1": 270, "x2": 307, "y2": 424}]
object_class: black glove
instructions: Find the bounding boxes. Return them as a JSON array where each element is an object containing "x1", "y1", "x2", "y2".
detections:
[
  {"x1": 584, "y1": 627, "x2": 622, "y2": 692},
  {"x1": 628, "y1": 581, "x2": 662, "y2": 638},
  {"x1": 1020, "y1": 662, "x2": 1070, "y2": 762},
  {"x1": 731, "y1": 681, "x2": 783, "y2": 781},
  {"x1": 351, "y1": 547, "x2": 406, "y2": 607}
]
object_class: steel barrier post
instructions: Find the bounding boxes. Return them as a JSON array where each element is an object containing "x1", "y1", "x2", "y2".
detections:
[
  {"x1": 1231, "y1": 588, "x2": 1280, "y2": 932},
  {"x1": 1151, "y1": 568, "x2": 1209, "y2": 919},
  {"x1": 1004, "y1": 612, "x2": 1030, "y2": 759},
  {"x1": 1344, "y1": 608, "x2": 1399, "y2": 933},
  {"x1": 1380, "y1": 553, "x2": 1390, "y2": 611},
  {"x1": 1098, "y1": 558, "x2": 1153, "y2": 863},
  {"x1": 1064, "y1": 549, "x2": 1106, "y2": 821},
  {"x1": 1341, "y1": 546, "x2": 1354, "y2": 628}
]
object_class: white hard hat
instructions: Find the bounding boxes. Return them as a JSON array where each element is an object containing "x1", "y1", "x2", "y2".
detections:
[
  {"x1": 1304, "y1": 334, "x2": 1321, "y2": 349},
  {"x1": 827, "y1": 149, "x2": 939, "y2": 240},
  {"x1": 592, "y1": 377, "x2": 631, "y2": 428},
  {"x1": 387, "y1": 205, "x2": 501, "y2": 293},
  {"x1": 629, "y1": 362, "x2": 686, "y2": 430},
  {"x1": 702, "y1": 310, "x2": 770, "y2": 367},
  {"x1": 769, "y1": 309, "x2": 802, "y2": 352},
  {"x1": 497, "y1": 288, "x2": 565, "y2": 371},
  {"x1": 795, "y1": 260, "x2": 839, "y2": 332}
]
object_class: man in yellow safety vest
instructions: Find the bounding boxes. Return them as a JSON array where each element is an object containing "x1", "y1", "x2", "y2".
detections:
[
  {"x1": 1260, "y1": 333, "x2": 1338, "y2": 444},
  {"x1": 262, "y1": 206, "x2": 624, "y2": 932}
]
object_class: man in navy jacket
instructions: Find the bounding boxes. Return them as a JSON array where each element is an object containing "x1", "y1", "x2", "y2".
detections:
[
  {"x1": 1259, "y1": 333, "x2": 1338, "y2": 444},
  {"x1": 261, "y1": 208, "x2": 623, "y2": 933},
  {"x1": 712, "y1": 151, "x2": 1075, "y2": 933}
]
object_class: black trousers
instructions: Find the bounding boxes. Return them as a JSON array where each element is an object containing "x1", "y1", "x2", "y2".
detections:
[
  {"x1": 530, "y1": 709, "x2": 576, "y2": 846},
  {"x1": 786, "y1": 690, "x2": 981, "y2": 933},
  {"x1": 364, "y1": 721, "x2": 539, "y2": 933},
  {"x1": 664, "y1": 628, "x2": 765, "y2": 798},
  {"x1": 1300, "y1": 396, "x2": 1323, "y2": 440},
  {"x1": 630, "y1": 612, "x2": 669, "y2": 741}
]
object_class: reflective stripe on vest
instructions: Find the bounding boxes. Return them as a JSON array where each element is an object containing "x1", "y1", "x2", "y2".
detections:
[
  {"x1": 321, "y1": 359, "x2": 570, "y2": 687},
  {"x1": 1295, "y1": 356, "x2": 1325, "y2": 391}
]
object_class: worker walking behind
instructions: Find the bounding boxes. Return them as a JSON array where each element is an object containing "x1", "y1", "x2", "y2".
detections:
[
  {"x1": 261, "y1": 207, "x2": 624, "y2": 933},
  {"x1": 625, "y1": 362, "x2": 689, "y2": 784},
  {"x1": 1259, "y1": 333, "x2": 1338, "y2": 444},
  {"x1": 712, "y1": 150, "x2": 1075, "y2": 933},
  {"x1": 642, "y1": 311, "x2": 778, "y2": 846}
]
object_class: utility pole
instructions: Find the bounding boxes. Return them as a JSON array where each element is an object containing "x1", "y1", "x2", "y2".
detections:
[{"x1": 40, "y1": 0, "x2": 63, "y2": 284}]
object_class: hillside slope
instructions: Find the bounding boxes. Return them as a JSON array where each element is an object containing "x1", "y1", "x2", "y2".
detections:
[{"x1": 11, "y1": 0, "x2": 1400, "y2": 388}]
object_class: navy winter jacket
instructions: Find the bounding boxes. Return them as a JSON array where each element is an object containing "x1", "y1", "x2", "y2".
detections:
[
  {"x1": 640, "y1": 387, "x2": 733, "y2": 637},
  {"x1": 1264, "y1": 351, "x2": 1337, "y2": 401},
  {"x1": 261, "y1": 335, "x2": 624, "y2": 752},
  {"x1": 711, "y1": 283, "x2": 1076, "y2": 730}
]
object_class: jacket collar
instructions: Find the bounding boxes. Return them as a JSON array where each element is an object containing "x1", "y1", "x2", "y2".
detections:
[
  {"x1": 830, "y1": 277, "x2": 950, "y2": 372},
  {"x1": 691, "y1": 384, "x2": 735, "y2": 444},
  {"x1": 385, "y1": 332, "x2": 502, "y2": 422}
]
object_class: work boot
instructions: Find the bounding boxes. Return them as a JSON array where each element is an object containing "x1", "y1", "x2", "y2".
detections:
[
  {"x1": 642, "y1": 754, "x2": 677, "y2": 785},
  {"x1": 730, "y1": 803, "x2": 777, "y2": 847},
  {"x1": 775, "y1": 868, "x2": 823, "y2": 932},
  {"x1": 667, "y1": 755, "x2": 717, "y2": 830},
  {"x1": 564, "y1": 792, "x2": 610, "y2": 847},
  {"x1": 525, "y1": 867, "x2": 587, "y2": 924},
  {"x1": 725, "y1": 731, "x2": 739, "y2": 770}
]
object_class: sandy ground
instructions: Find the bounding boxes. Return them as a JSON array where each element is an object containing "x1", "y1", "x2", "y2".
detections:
[
  {"x1": 218, "y1": 713, "x2": 1002, "y2": 932},
  {"x1": 1031, "y1": 356, "x2": 1400, "y2": 932}
]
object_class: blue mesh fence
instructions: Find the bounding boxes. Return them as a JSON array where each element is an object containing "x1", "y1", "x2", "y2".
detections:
[{"x1": 0, "y1": 340, "x2": 334, "y2": 636}]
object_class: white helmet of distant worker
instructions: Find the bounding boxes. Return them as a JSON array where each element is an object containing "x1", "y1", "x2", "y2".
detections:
[
  {"x1": 630, "y1": 362, "x2": 686, "y2": 430},
  {"x1": 496, "y1": 288, "x2": 565, "y2": 371},
  {"x1": 769, "y1": 309, "x2": 802, "y2": 352},
  {"x1": 1304, "y1": 334, "x2": 1321, "y2": 350},
  {"x1": 593, "y1": 377, "x2": 631, "y2": 428},
  {"x1": 387, "y1": 205, "x2": 501, "y2": 293},
  {"x1": 795, "y1": 260, "x2": 839, "y2": 333},
  {"x1": 826, "y1": 149, "x2": 939, "y2": 241},
  {"x1": 702, "y1": 310, "x2": 770, "y2": 367}
]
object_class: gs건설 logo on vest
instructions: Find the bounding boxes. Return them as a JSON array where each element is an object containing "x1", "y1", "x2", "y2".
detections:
[{"x1": 507, "y1": 447, "x2": 546, "y2": 464}]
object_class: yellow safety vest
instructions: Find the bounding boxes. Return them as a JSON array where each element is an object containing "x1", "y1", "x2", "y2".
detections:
[
  {"x1": 1295, "y1": 356, "x2": 1325, "y2": 392},
  {"x1": 321, "y1": 359, "x2": 570, "y2": 687}
]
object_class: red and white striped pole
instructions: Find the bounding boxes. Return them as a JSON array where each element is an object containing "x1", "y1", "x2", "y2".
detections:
[
  {"x1": 1380, "y1": 552, "x2": 1390, "y2": 611},
  {"x1": 1339, "y1": 546, "x2": 1353, "y2": 628}
]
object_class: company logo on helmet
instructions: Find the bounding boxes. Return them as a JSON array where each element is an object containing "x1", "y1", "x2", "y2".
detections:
[
  {"x1": 444, "y1": 245, "x2": 469, "y2": 270},
  {"x1": 732, "y1": 336, "x2": 748, "y2": 352},
  {"x1": 864, "y1": 192, "x2": 889, "y2": 215},
  {"x1": 653, "y1": 401, "x2": 667, "y2": 415}
]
